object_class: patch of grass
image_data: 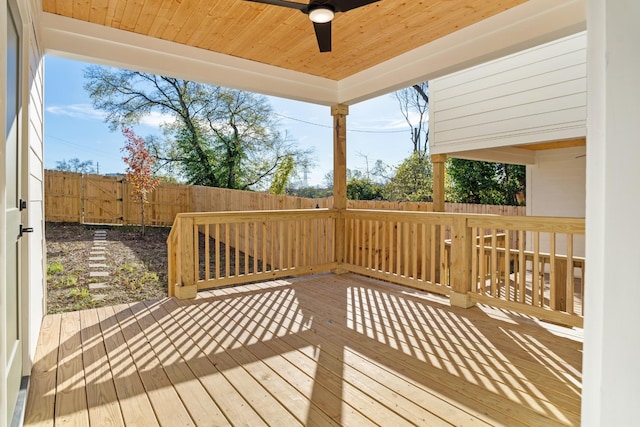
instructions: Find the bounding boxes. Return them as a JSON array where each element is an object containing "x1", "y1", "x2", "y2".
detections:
[
  {"x1": 69, "y1": 287, "x2": 91, "y2": 300},
  {"x1": 68, "y1": 287, "x2": 96, "y2": 311},
  {"x1": 48, "y1": 273, "x2": 79, "y2": 290},
  {"x1": 117, "y1": 264, "x2": 137, "y2": 275},
  {"x1": 47, "y1": 261, "x2": 64, "y2": 276}
]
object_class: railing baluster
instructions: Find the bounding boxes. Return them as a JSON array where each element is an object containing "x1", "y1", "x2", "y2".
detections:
[
  {"x1": 532, "y1": 231, "x2": 540, "y2": 307},
  {"x1": 225, "y1": 223, "x2": 231, "y2": 277},
  {"x1": 504, "y1": 229, "x2": 511, "y2": 301},
  {"x1": 430, "y1": 224, "x2": 436, "y2": 285},
  {"x1": 235, "y1": 224, "x2": 240, "y2": 277},
  {"x1": 518, "y1": 230, "x2": 525, "y2": 303},
  {"x1": 368, "y1": 219, "x2": 374, "y2": 270},
  {"x1": 550, "y1": 232, "x2": 557, "y2": 310},
  {"x1": 479, "y1": 229, "x2": 486, "y2": 295},
  {"x1": 397, "y1": 222, "x2": 402, "y2": 277},
  {"x1": 205, "y1": 224, "x2": 210, "y2": 281},
  {"x1": 294, "y1": 220, "x2": 300, "y2": 268},
  {"x1": 491, "y1": 230, "x2": 498, "y2": 297},
  {"x1": 215, "y1": 223, "x2": 220, "y2": 280},
  {"x1": 252, "y1": 222, "x2": 258, "y2": 274},
  {"x1": 381, "y1": 220, "x2": 387, "y2": 274},
  {"x1": 244, "y1": 222, "x2": 249, "y2": 276},
  {"x1": 194, "y1": 224, "x2": 200, "y2": 282},
  {"x1": 262, "y1": 221, "x2": 267, "y2": 273},
  {"x1": 421, "y1": 223, "x2": 427, "y2": 282},
  {"x1": 441, "y1": 225, "x2": 448, "y2": 285},
  {"x1": 581, "y1": 261, "x2": 585, "y2": 316},
  {"x1": 278, "y1": 220, "x2": 284, "y2": 271},
  {"x1": 471, "y1": 226, "x2": 478, "y2": 293},
  {"x1": 286, "y1": 220, "x2": 292, "y2": 270},
  {"x1": 411, "y1": 222, "x2": 418, "y2": 279},
  {"x1": 374, "y1": 220, "x2": 380, "y2": 272},
  {"x1": 566, "y1": 234, "x2": 574, "y2": 315}
]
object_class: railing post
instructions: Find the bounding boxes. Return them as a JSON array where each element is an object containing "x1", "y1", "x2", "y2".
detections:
[
  {"x1": 450, "y1": 216, "x2": 475, "y2": 308},
  {"x1": 175, "y1": 216, "x2": 197, "y2": 299}
]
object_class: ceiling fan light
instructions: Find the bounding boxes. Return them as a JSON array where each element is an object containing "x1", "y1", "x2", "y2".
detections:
[{"x1": 309, "y1": 7, "x2": 334, "y2": 24}]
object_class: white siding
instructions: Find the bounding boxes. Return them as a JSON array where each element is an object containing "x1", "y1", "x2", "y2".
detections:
[
  {"x1": 23, "y1": 13, "x2": 45, "y2": 370},
  {"x1": 430, "y1": 32, "x2": 587, "y2": 154},
  {"x1": 526, "y1": 146, "x2": 586, "y2": 257}
]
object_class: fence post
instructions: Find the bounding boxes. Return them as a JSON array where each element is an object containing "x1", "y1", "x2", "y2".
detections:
[
  {"x1": 175, "y1": 216, "x2": 197, "y2": 299},
  {"x1": 449, "y1": 216, "x2": 475, "y2": 308}
]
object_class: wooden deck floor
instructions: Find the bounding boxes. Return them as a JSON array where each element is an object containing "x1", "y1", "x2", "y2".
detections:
[{"x1": 24, "y1": 273, "x2": 583, "y2": 426}]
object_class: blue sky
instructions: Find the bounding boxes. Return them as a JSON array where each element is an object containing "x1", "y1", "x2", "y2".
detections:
[{"x1": 44, "y1": 56, "x2": 416, "y2": 186}]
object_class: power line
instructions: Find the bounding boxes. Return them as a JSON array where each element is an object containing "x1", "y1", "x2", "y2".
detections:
[
  {"x1": 46, "y1": 134, "x2": 119, "y2": 157},
  {"x1": 274, "y1": 112, "x2": 409, "y2": 134}
]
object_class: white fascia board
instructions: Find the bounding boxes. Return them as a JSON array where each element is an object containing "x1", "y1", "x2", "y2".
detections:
[
  {"x1": 338, "y1": 0, "x2": 586, "y2": 105},
  {"x1": 39, "y1": 12, "x2": 340, "y2": 105},
  {"x1": 444, "y1": 147, "x2": 537, "y2": 165}
]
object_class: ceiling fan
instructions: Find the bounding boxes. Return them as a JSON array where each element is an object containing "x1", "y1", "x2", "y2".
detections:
[{"x1": 243, "y1": 0, "x2": 380, "y2": 52}]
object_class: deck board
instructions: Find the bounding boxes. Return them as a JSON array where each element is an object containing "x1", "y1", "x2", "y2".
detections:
[{"x1": 25, "y1": 273, "x2": 582, "y2": 426}]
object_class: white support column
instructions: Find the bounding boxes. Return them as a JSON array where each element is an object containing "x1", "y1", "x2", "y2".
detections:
[{"x1": 583, "y1": 1, "x2": 640, "y2": 424}]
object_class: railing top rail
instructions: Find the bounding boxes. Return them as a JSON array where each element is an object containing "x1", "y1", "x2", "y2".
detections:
[
  {"x1": 174, "y1": 208, "x2": 337, "y2": 225},
  {"x1": 344, "y1": 209, "x2": 459, "y2": 225},
  {"x1": 467, "y1": 215, "x2": 585, "y2": 234}
]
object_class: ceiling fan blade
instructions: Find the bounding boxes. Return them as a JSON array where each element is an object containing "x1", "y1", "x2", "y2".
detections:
[
  {"x1": 243, "y1": 0, "x2": 308, "y2": 12},
  {"x1": 313, "y1": 21, "x2": 332, "y2": 52},
  {"x1": 332, "y1": 0, "x2": 379, "y2": 13}
]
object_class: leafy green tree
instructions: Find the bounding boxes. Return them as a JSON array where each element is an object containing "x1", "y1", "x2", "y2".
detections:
[
  {"x1": 346, "y1": 177, "x2": 384, "y2": 200},
  {"x1": 447, "y1": 159, "x2": 525, "y2": 205},
  {"x1": 84, "y1": 66, "x2": 312, "y2": 190},
  {"x1": 55, "y1": 158, "x2": 95, "y2": 174},
  {"x1": 269, "y1": 155, "x2": 295, "y2": 194},
  {"x1": 384, "y1": 152, "x2": 433, "y2": 202}
]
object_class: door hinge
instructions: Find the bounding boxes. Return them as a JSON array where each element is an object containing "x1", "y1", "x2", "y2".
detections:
[{"x1": 19, "y1": 224, "x2": 34, "y2": 238}]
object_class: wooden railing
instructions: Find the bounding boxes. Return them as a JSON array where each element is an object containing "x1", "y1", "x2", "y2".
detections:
[
  {"x1": 342, "y1": 210, "x2": 453, "y2": 295},
  {"x1": 466, "y1": 216, "x2": 585, "y2": 327},
  {"x1": 167, "y1": 209, "x2": 337, "y2": 297},
  {"x1": 168, "y1": 208, "x2": 585, "y2": 326}
]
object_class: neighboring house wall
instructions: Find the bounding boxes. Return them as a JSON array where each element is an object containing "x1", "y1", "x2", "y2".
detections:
[
  {"x1": 429, "y1": 31, "x2": 587, "y2": 155},
  {"x1": 526, "y1": 146, "x2": 586, "y2": 257}
]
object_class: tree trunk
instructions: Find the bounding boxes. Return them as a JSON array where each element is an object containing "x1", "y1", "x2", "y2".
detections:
[{"x1": 141, "y1": 199, "x2": 146, "y2": 235}]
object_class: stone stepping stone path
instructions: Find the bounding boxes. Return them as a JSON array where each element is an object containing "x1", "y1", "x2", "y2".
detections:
[{"x1": 88, "y1": 230, "x2": 109, "y2": 297}]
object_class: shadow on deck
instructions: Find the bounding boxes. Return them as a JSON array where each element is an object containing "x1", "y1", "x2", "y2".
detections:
[{"x1": 24, "y1": 273, "x2": 582, "y2": 426}]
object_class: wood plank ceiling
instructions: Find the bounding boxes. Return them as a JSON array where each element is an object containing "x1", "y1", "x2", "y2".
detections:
[{"x1": 41, "y1": 0, "x2": 527, "y2": 81}]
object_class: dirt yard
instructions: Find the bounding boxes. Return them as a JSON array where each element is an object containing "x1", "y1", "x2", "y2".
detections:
[{"x1": 45, "y1": 222, "x2": 170, "y2": 314}]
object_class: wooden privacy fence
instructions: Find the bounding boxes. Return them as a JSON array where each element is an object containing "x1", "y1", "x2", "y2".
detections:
[
  {"x1": 45, "y1": 170, "x2": 525, "y2": 226},
  {"x1": 45, "y1": 171, "x2": 328, "y2": 225}
]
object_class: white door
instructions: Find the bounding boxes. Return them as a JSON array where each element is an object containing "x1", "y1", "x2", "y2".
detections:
[{"x1": 4, "y1": 2, "x2": 22, "y2": 424}]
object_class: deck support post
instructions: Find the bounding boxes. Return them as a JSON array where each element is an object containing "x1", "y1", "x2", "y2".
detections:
[
  {"x1": 332, "y1": 104, "x2": 349, "y2": 274},
  {"x1": 450, "y1": 216, "x2": 475, "y2": 308},
  {"x1": 176, "y1": 217, "x2": 197, "y2": 299},
  {"x1": 432, "y1": 154, "x2": 446, "y2": 283},
  {"x1": 432, "y1": 154, "x2": 447, "y2": 213}
]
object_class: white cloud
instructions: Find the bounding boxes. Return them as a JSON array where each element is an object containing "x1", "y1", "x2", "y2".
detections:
[
  {"x1": 139, "y1": 111, "x2": 174, "y2": 127},
  {"x1": 46, "y1": 104, "x2": 174, "y2": 128},
  {"x1": 46, "y1": 104, "x2": 105, "y2": 120}
]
